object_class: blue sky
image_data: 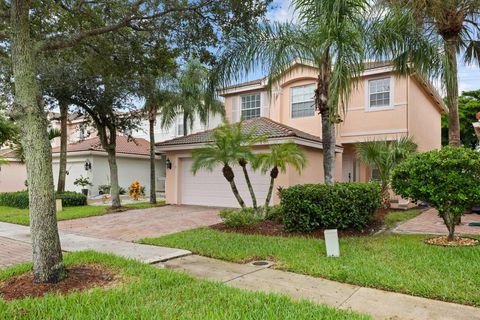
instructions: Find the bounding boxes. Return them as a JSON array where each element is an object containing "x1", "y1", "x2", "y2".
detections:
[{"x1": 262, "y1": 0, "x2": 480, "y2": 95}]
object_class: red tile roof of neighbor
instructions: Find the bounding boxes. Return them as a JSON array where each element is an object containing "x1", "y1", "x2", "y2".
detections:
[
  {"x1": 156, "y1": 117, "x2": 324, "y2": 147},
  {"x1": 52, "y1": 136, "x2": 150, "y2": 156}
]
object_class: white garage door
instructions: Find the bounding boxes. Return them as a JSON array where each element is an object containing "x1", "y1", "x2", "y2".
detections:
[{"x1": 180, "y1": 158, "x2": 271, "y2": 208}]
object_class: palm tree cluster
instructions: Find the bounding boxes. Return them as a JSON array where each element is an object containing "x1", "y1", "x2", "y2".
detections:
[{"x1": 191, "y1": 120, "x2": 306, "y2": 214}]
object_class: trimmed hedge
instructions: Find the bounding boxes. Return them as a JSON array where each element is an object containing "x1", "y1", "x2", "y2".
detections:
[
  {"x1": 56, "y1": 191, "x2": 87, "y2": 207},
  {"x1": 0, "y1": 191, "x2": 87, "y2": 209},
  {"x1": 280, "y1": 182, "x2": 381, "y2": 232}
]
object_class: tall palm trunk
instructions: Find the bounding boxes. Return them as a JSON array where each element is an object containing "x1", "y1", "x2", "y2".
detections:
[
  {"x1": 11, "y1": 0, "x2": 65, "y2": 283},
  {"x1": 148, "y1": 114, "x2": 157, "y2": 204},
  {"x1": 316, "y1": 53, "x2": 336, "y2": 185},
  {"x1": 239, "y1": 159, "x2": 257, "y2": 209},
  {"x1": 444, "y1": 37, "x2": 461, "y2": 147},
  {"x1": 183, "y1": 111, "x2": 188, "y2": 136},
  {"x1": 222, "y1": 164, "x2": 245, "y2": 208},
  {"x1": 56, "y1": 99, "x2": 68, "y2": 193},
  {"x1": 264, "y1": 166, "x2": 278, "y2": 212}
]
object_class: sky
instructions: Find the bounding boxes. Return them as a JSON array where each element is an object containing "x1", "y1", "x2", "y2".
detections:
[{"x1": 262, "y1": 0, "x2": 480, "y2": 95}]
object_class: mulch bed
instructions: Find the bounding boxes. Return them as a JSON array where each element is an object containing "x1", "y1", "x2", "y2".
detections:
[
  {"x1": 424, "y1": 236, "x2": 480, "y2": 247},
  {"x1": 210, "y1": 219, "x2": 383, "y2": 239},
  {"x1": 0, "y1": 264, "x2": 116, "y2": 301}
]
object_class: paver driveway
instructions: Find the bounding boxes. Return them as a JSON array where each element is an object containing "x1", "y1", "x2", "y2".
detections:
[
  {"x1": 0, "y1": 236, "x2": 31, "y2": 268},
  {"x1": 58, "y1": 205, "x2": 221, "y2": 241}
]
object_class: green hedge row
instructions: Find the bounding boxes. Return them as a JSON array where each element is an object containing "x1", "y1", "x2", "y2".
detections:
[
  {"x1": 0, "y1": 191, "x2": 87, "y2": 209},
  {"x1": 280, "y1": 182, "x2": 381, "y2": 232}
]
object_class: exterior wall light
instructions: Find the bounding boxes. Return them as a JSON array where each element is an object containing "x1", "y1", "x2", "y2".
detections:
[
  {"x1": 166, "y1": 158, "x2": 172, "y2": 170},
  {"x1": 84, "y1": 159, "x2": 92, "y2": 171}
]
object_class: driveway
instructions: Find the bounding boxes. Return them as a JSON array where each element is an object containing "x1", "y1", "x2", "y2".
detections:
[
  {"x1": 0, "y1": 236, "x2": 31, "y2": 269},
  {"x1": 58, "y1": 205, "x2": 221, "y2": 241}
]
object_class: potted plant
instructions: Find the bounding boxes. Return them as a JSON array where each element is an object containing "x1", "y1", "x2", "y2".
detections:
[
  {"x1": 98, "y1": 184, "x2": 111, "y2": 195},
  {"x1": 74, "y1": 176, "x2": 92, "y2": 196}
]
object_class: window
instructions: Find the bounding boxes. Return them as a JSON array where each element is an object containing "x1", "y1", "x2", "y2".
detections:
[
  {"x1": 176, "y1": 115, "x2": 184, "y2": 136},
  {"x1": 368, "y1": 78, "x2": 391, "y2": 108},
  {"x1": 371, "y1": 168, "x2": 381, "y2": 182},
  {"x1": 241, "y1": 93, "x2": 261, "y2": 120},
  {"x1": 291, "y1": 84, "x2": 315, "y2": 118}
]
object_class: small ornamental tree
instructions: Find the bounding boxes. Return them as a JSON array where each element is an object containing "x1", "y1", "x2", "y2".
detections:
[{"x1": 392, "y1": 147, "x2": 480, "y2": 241}]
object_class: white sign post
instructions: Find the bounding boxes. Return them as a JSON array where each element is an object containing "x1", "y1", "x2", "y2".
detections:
[{"x1": 324, "y1": 229, "x2": 340, "y2": 257}]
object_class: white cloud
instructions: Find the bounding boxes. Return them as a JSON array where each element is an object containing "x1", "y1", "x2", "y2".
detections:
[{"x1": 266, "y1": 0, "x2": 297, "y2": 23}]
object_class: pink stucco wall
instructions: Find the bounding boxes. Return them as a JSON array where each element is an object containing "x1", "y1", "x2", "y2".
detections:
[{"x1": 0, "y1": 161, "x2": 27, "y2": 192}]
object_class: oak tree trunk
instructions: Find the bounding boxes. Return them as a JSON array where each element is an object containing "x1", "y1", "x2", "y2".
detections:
[
  {"x1": 444, "y1": 37, "x2": 461, "y2": 147},
  {"x1": 316, "y1": 53, "x2": 336, "y2": 185},
  {"x1": 239, "y1": 159, "x2": 257, "y2": 209},
  {"x1": 149, "y1": 117, "x2": 157, "y2": 204},
  {"x1": 11, "y1": 0, "x2": 65, "y2": 283},
  {"x1": 106, "y1": 143, "x2": 121, "y2": 208},
  {"x1": 222, "y1": 164, "x2": 245, "y2": 208},
  {"x1": 56, "y1": 100, "x2": 68, "y2": 193}
]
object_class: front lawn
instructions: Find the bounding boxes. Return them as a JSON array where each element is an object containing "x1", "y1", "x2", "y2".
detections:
[
  {"x1": 0, "y1": 200, "x2": 165, "y2": 225},
  {"x1": 140, "y1": 229, "x2": 480, "y2": 307},
  {"x1": 0, "y1": 251, "x2": 367, "y2": 319}
]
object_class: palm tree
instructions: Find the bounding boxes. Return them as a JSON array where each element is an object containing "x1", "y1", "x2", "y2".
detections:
[
  {"x1": 140, "y1": 76, "x2": 178, "y2": 205},
  {"x1": 210, "y1": 0, "x2": 368, "y2": 185},
  {"x1": 191, "y1": 121, "x2": 264, "y2": 208},
  {"x1": 159, "y1": 59, "x2": 224, "y2": 137},
  {"x1": 355, "y1": 137, "x2": 417, "y2": 209},
  {"x1": 372, "y1": 0, "x2": 480, "y2": 147},
  {"x1": 253, "y1": 142, "x2": 307, "y2": 214}
]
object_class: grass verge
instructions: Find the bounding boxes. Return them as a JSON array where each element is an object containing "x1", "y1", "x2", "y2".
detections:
[
  {"x1": 0, "y1": 251, "x2": 367, "y2": 319},
  {"x1": 140, "y1": 229, "x2": 480, "y2": 307},
  {"x1": 0, "y1": 200, "x2": 165, "y2": 225},
  {"x1": 384, "y1": 208, "x2": 423, "y2": 229}
]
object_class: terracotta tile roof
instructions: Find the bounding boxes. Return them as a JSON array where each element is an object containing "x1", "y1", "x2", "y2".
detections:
[
  {"x1": 0, "y1": 148, "x2": 20, "y2": 160},
  {"x1": 156, "y1": 117, "x2": 323, "y2": 147},
  {"x1": 52, "y1": 135, "x2": 150, "y2": 156}
]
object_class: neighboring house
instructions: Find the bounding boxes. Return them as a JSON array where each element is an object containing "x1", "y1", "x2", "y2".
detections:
[
  {"x1": 0, "y1": 111, "x2": 221, "y2": 194},
  {"x1": 51, "y1": 136, "x2": 165, "y2": 196},
  {"x1": 0, "y1": 149, "x2": 27, "y2": 192},
  {"x1": 157, "y1": 61, "x2": 447, "y2": 208}
]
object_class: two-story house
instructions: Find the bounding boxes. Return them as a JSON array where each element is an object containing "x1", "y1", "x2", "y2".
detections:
[{"x1": 156, "y1": 61, "x2": 447, "y2": 208}]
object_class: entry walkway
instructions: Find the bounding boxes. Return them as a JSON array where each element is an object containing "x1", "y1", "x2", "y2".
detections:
[
  {"x1": 162, "y1": 255, "x2": 480, "y2": 320},
  {"x1": 395, "y1": 208, "x2": 480, "y2": 235}
]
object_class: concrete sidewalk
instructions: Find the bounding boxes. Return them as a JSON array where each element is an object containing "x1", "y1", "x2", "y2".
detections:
[
  {"x1": 0, "y1": 222, "x2": 190, "y2": 265},
  {"x1": 162, "y1": 255, "x2": 480, "y2": 320}
]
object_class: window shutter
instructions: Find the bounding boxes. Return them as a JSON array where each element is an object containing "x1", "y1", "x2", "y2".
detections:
[
  {"x1": 260, "y1": 92, "x2": 270, "y2": 118},
  {"x1": 231, "y1": 96, "x2": 240, "y2": 123}
]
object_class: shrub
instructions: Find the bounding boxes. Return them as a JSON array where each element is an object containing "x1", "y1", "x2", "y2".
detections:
[
  {"x1": 129, "y1": 180, "x2": 142, "y2": 200},
  {"x1": 0, "y1": 191, "x2": 87, "y2": 209},
  {"x1": 56, "y1": 191, "x2": 87, "y2": 207},
  {"x1": 98, "y1": 185, "x2": 111, "y2": 194},
  {"x1": 219, "y1": 208, "x2": 262, "y2": 228},
  {"x1": 0, "y1": 191, "x2": 29, "y2": 209},
  {"x1": 281, "y1": 182, "x2": 381, "y2": 232},
  {"x1": 392, "y1": 146, "x2": 480, "y2": 241},
  {"x1": 265, "y1": 205, "x2": 284, "y2": 222}
]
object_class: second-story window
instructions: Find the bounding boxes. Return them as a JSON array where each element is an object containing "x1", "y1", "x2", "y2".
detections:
[
  {"x1": 241, "y1": 93, "x2": 261, "y2": 120},
  {"x1": 369, "y1": 77, "x2": 391, "y2": 108},
  {"x1": 291, "y1": 84, "x2": 315, "y2": 118}
]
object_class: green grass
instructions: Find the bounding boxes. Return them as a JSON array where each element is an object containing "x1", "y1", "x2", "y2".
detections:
[
  {"x1": 0, "y1": 252, "x2": 367, "y2": 319},
  {"x1": 384, "y1": 208, "x2": 423, "y2": 229},
  {"x1": 0, "y1": 200, "x2": 165, "y2": 225},
  {"x1": 140, "y1": 229, "x2": 480, "y2": 307}
]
